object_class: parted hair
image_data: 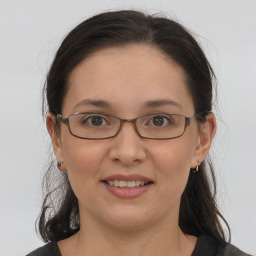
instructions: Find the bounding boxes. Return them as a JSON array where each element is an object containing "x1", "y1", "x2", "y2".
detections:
[{"x1": 38, "y1": 10, "x2": 230, "y2": 243}]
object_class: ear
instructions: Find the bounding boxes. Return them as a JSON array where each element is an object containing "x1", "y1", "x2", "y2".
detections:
[
  {"x1": 192, "y1": 113, "x2": 216, "y2": 168},
  {"x1": 46, "y1": 113, "x2": 65, "y2": 164}
]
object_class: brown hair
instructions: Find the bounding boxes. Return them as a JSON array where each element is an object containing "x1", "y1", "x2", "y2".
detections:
[{"x1": 38, "y1": 10, "x2": 230, "y2": 243}]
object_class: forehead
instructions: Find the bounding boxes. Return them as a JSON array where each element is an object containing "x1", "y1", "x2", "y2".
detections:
[{"x1": 63, "y1": 44, "x2": 194, "y2": 116}]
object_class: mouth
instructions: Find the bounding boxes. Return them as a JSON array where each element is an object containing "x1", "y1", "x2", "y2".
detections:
[
  {"x1": 102, "y1": 180, "x2": 154, "y2": 188},
  {"x1": 101, "y1": 174, "x2": 154, "y2": 199}
]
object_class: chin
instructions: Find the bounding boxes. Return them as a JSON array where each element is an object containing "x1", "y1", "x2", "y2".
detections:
[{"x1": 97, "y1": 205, "x2": 162, "y2": 231}]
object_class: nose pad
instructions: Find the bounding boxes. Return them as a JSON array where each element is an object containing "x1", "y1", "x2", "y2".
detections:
[{"x1": 109, "y1": 122, "x2": 146, "y2": 166}]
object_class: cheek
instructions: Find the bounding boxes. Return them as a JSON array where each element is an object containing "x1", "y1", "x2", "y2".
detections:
[
  {"x1": 150, "y1": 138, "x2": 196, "y2": 195},
  {"x1": 61, "y1": 138, "x2": 106, "y2": 190}
]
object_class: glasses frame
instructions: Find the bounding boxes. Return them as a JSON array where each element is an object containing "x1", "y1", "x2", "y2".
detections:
[{"x1": 56, "y1": 112, "x2": 202, "y2": 140}]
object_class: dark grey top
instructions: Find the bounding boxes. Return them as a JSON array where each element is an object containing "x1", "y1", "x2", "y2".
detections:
[{"x1": 26, "y1": 235, "x2": 252, "y2": 256}]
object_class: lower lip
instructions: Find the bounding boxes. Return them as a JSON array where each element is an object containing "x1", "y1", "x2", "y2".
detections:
[{"x1": 103, "y1": 182, "x2": 152, "y2": 199}]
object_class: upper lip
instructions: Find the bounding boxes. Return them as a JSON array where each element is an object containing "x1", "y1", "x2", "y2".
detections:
[{"x1": 102, "y1": 174, "x2": 153, "y2": 183}]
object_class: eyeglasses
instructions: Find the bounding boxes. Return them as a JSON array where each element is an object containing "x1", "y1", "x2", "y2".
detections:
[{"x1": 56, "y1": 112, "x2": 199, "y2": 140}]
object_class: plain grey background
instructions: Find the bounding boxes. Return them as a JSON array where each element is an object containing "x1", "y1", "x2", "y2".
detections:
[{"x1": 0, "y1": 1, "x2": 255, "y2": 255}]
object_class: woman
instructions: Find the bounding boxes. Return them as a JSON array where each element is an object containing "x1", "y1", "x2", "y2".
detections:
[{"x1": 27, "y1": 10, "x2": 251, "y2": 256}]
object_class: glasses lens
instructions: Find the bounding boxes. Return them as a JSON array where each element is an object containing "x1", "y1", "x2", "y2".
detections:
[
  {"x1": 69, "y1": 113, "x2": 120, "y2": 139},
  {"x1": 136, "y1": 114, "x2": 186, "y2": 139}
]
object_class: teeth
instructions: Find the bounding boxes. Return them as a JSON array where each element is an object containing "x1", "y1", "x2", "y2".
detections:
[
  {"x1": 106, "y1": 180, "x2": 150, "y2": 188},
  {"x1": 119, "y1": 181, "x2": 127, "y2": 188},
  {"x1": 109, "y1": 181, "x2": 114, "y2": 186},
  {"x1": 135, "y1": 180, "x2": 141, "y2": 186},
  {"x1": 127, "y1": 181, "x2": 135, "y2": 188}
]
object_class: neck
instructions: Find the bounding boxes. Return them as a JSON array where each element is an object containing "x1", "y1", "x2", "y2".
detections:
[{"x1": 60, "y1": 213, "x2": 196, "y2": 256}]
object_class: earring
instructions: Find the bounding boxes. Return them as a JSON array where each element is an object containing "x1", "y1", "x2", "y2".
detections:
[
  {"x1": 57, "y1": 161, "x2": 66, "y2": 171},
  {"x1": 195, "y1": 160, "x2": 201, "y2": 172}
]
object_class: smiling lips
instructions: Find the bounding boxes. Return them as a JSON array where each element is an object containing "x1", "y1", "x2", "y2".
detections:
[
  {"x1": 106, "y1": 180, "x2": 150, "y2": 188},
  {"x1": 102, "y1": 174, "x2": 154, "y2": 199}
]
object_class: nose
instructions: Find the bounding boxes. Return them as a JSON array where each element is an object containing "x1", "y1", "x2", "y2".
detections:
[{"x1": 108, "y1": 121, "x2": 147, "y2": 166}]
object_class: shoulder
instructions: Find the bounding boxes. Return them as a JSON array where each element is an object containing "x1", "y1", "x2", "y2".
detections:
[
  {"x1": 192, "y1": 235, "x2": 252, "y2": 256},
  {"x1": 26, "y1": 241, "x2": 61, "y2": 256},
  {"x1": 223, "y1": 243, "x2": 253, "y2": 256}
]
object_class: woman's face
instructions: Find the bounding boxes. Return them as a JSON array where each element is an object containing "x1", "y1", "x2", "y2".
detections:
[{"x1": 49, "y1": 45, "x2": 213, "y2": 230}]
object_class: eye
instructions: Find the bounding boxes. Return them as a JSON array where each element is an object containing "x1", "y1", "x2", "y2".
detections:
[
  {"x1": 147, "y1": 115, "x2": 173, "y2": 127},
  {"x1": 82, "y1": 115, "x2": 109, "y2": 127}
]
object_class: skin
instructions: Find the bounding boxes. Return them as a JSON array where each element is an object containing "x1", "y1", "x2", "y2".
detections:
[{"x1": 47, "y1": 44, "x2": 216, "y2": 256}]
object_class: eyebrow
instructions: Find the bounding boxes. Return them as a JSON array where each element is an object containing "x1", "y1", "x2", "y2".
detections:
[
  {"x1": 73, "y1": 99, "x2": 182, "y2": 111},
  {"x1": 73, "y1": 99, "x2": 112, "y2": 110},
  {"x1": 143, "y1": 99, "x2": 182, "y2": 109}
]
